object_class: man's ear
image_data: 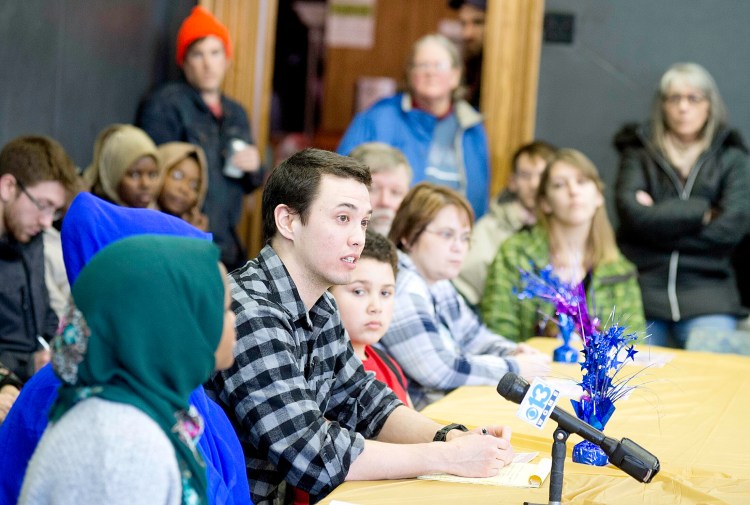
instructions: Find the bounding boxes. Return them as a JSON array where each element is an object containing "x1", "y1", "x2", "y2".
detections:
[
  {"x1": 274, "y1": 204, "x2": 299, "y2": 241},
  {"x1": 0, "y1": 174, "x2": 17, "y2": 203}
]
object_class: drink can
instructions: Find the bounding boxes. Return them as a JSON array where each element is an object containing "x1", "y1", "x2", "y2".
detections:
[{"x1": 223, "y1": 138, "x2": 248, "y2": 178}]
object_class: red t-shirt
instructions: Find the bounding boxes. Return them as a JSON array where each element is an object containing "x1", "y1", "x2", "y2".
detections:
[{"x1": 362, "y1": 345, "x2": 410, "y2": 405}]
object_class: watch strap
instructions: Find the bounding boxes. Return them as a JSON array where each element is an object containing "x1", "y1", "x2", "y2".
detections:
[{"x1": 433, "y1": 423, "x2": 468, "y2": 442}]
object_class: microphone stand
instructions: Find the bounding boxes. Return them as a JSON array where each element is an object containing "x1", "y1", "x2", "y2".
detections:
[{"x1": 524, "y1": 426, "x2": 569, "y2": 505}]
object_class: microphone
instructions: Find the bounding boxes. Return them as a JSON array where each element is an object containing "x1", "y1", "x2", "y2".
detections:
[{"x1": 497, "y1": 372, "x2": 660, "y2": 483}]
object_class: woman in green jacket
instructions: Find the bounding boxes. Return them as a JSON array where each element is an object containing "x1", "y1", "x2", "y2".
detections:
[{"x1": 481, "y1": 148, "x2": 645, "y2": 342}]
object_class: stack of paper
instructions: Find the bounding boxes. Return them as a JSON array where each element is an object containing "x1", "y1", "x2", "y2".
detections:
[{"x1": 418, "y1": 453, "x2": 552, "y2": 488}]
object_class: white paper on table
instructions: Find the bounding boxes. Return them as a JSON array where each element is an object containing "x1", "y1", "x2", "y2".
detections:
[
  {"x1": 629, "y1": 349, "x2": 673, "y2": 367},
  {"x1": 417, "y1": 453, "x2": 552, "y2": 488}
]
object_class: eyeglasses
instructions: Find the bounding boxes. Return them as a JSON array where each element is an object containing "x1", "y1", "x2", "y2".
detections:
[
  {"x1": 411, "y1": 61, "x2": 453, "y2": 73},
  {"x1": 15, "y1": 179, "x2": 63, "y2": 221},
  {"x1": 663, "y1": 93, "x2": 707, "y2": 106},
  {"x1": 424, "y1": 228, "x2": 472, "y2": 246}
]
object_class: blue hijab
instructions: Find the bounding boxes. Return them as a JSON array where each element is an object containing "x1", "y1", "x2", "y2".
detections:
[
  {"x1": 61, "y1": 192, "x2": 212, "y2": 285},
  {"x1": 0, "y1": 193, "x2": 251, "y2": 505}
]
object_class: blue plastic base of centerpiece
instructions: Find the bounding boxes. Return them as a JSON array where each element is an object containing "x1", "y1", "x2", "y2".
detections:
[
  {"x1": 553, "y1": 343, "x2": 579, "y2": 363},
  {"x1": 572, "y1": 439, "x2": 609, "y2": 466}
]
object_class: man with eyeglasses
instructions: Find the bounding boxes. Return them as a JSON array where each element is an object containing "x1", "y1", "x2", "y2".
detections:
[{"x1": 0, "y1": 136, "x2": 78, "y2": 383}]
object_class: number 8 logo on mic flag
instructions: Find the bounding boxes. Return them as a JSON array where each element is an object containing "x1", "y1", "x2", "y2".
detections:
[{"x1": 516, "y1": 378, "x2": 560, "y2": 429}]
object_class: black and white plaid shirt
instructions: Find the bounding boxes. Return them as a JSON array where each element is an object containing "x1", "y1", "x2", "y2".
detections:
[{"x1": 206, "y1": 246, "x2": 402, "y2": 505}]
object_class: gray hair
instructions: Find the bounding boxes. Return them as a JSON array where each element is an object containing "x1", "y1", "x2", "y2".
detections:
[
  {"x1": 404, "y1": 33, "x2": 465, "y2": 101},
  {"x1": 348, "y1": 142, "x2": 413, "y2": 182},
  {"x1": 649, "y1": 62, "x2": 727, "y2": 154}
]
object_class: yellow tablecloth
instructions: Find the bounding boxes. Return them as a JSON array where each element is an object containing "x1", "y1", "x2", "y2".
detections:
[{"x1": 320, "y1": 338, "x2": 750, "y2": 504}]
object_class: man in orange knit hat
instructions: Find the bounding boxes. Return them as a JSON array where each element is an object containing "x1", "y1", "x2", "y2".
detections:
[{"x1": 138, "y1": 6, "x2": 264, "y2": 271}]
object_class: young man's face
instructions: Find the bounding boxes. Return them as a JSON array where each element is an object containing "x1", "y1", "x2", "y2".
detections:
[
  {"x1": 330, "y1": 258, "x2": 396, "y2": 352},
  {"x1": 0, "y1": 177, "x2": 66, "y2": 243},
  {"x1": 293, "y1": 175, "x2": 372, "y2": 289},
  {"x1": 458, "y1": 4, "x2": 486, "y2": 59},
  {"x1": 369, "y1": 167, "x2": 410, "y2": 236},
  {"x1": 508, "y1": 153, "x2": 547, "y2": 213},
  {"x1": 182, "y1": 35, "x2": 230, "y2": 94}
]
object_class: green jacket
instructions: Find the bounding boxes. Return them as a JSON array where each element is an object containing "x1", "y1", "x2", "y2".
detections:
[{"x1": 481, "y1": 226, "x2": 646, "y2": 342}]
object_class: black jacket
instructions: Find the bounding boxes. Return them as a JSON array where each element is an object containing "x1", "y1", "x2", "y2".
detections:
[
  {"x1": 138, "y1": 81, "x2": 264, "y2": 270},
  {"x1": 614, "y1": 124, "x2": 750, "y2": 321},
  {"x1": 0, "y1": 232, "x2": 57, "y2": 382}
]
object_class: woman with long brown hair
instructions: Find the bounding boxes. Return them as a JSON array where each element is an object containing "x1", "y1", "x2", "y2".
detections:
[{"x1": 481, "y1": 149, "x2": 645, "y2": 342}]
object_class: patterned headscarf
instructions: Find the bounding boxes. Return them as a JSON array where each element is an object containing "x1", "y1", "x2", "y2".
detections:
[{"x1": 54, "y1": 192, "x2": 213, "y2": 383}]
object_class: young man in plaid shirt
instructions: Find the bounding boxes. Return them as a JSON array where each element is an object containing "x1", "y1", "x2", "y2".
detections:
[{"x1": 206, "y1": 149, "x2": 516, "y2": 504}]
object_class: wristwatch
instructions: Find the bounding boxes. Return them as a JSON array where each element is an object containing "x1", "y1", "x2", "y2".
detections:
[{"x1": 433, "y1": 423, "x2": 468, "y2": 442}]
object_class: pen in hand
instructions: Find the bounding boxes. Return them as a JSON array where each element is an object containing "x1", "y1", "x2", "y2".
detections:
[{"x1": 37, "y1": 335, "x2": 50, "y2": 351}]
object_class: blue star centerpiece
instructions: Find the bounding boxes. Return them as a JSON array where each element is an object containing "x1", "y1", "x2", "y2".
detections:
[{"x1": 516, "y1": 263, "x2": 642, "y2": 466}]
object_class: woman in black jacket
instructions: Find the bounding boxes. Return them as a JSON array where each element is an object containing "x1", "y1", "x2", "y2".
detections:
[{"x1": 614, "y1": 62, "x2": 750, "y2": 348}]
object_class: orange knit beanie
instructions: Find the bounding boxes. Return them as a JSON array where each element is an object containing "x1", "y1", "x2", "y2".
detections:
[{"x1": 175, "y1": 6, "x2": 233, "y2": 66}]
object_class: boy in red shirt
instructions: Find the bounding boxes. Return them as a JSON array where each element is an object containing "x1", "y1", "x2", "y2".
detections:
[{"x1": 331, "y1": 229, "x2": 412, "y2": 407}]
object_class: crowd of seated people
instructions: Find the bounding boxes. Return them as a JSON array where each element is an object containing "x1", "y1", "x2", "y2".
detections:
[{"x1": 1, "y1": 3, "x2": 749, "y2": 504}]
